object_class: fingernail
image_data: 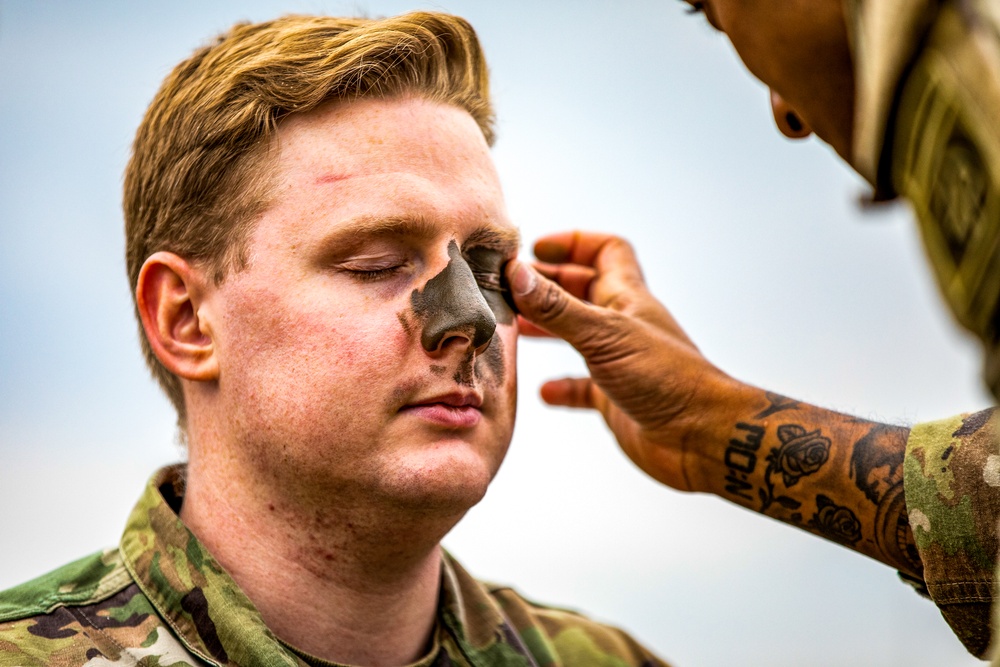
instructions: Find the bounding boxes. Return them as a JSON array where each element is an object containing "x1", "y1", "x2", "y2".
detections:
[{"x1": 511, "y1": 261, "x2": 537, "y2": 296}]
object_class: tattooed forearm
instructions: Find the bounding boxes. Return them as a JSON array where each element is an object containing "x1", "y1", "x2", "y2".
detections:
[
  {"x1": 852, "y1": 424, "x2": 922, "y2": 576},
  {"x1": 754, "y1": 391, "x2": 801, "y2": 419},
  {"x1": 723, "y1": 423, "x2": 764, "y2": 501},
  {"x1": 808, "y1": 495, "x2": 862, "y2": 545},
  {"x1": 759, "y1": 425, "x2": 830, "y2": 512},
  {"x1": 716, "y1": 391, "x2": 921, "y2": 578}
]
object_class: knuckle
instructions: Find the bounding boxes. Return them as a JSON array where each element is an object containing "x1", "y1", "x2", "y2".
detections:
[
  {"x1": 578, "y1": 311, "x2": 632, "y2": 360},
  {"x1": 607, "y1": 235, "x2": 633, "y2": 253},
  {"x1": 536, "y1": 280, "x2": 569, "y2": 321}
]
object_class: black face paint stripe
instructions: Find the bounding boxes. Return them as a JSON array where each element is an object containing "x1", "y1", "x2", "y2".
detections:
[{"x1": 411, "y1": 240, "x2": 497, "y2": 352}]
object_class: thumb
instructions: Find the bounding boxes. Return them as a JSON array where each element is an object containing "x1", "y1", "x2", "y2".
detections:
[{"x1": 507, "y1": 260, "x2": 610, "y2": 352}]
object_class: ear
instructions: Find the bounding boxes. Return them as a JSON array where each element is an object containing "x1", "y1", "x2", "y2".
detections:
[
  {"x1": 136, "y1": 251, "x2": 220, "y2": 382},
  {"x1": 769, "y1": 89, "x2": 813, "y2": 140}
]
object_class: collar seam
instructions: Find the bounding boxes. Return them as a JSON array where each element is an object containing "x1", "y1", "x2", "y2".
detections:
[{"x1": 118, "y1": 542, "x2": 223, "y2": 667}]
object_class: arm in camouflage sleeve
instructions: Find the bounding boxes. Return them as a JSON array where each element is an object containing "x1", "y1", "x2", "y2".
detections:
[
  {"x1": 504, "y1": 231, "x2": 992, "y2": 585},
  {"x1": 905, "y1": 410, "x2": 1000, "y2": 657}
]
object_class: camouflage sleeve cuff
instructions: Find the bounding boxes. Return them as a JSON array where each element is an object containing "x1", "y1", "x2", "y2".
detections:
[{"x1": 904, "y1": 408, "x2": 1000, "y2": 657}]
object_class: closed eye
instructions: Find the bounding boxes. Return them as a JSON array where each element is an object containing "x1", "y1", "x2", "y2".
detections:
[
  {"x1": 336, "y1": 255, "x2": 411, "y2": 283},
  {"x1": 472, "y1": 270, "x2": 502, "y2": 291},
  {"x1": 348, "y1": 266, "x2": 405, "y2": 282}
]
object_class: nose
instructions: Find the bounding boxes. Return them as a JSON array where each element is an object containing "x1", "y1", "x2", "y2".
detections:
[
  {"x1": 770, "y1": 89, "x2": 813, "y2": 140},
  {"x1": 411, "y1": 241, "x2": 497, "y2": 354}
]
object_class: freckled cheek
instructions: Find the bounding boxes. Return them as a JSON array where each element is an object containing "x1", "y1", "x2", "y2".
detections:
[{"x1": 218, "y1": 290, "x2": 409, "y2": 384}]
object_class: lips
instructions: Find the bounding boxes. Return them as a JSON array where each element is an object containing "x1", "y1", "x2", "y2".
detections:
[
  {"x1": 400, "y1": 391, "x2": 483, "y2": 428},
  {"x1": 410, "y1": 392, "x2": 483, "y2": 409}
]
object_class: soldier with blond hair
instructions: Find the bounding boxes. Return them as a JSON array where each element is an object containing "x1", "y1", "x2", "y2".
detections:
[{"x1": 0, "y1": 13, "x2": 669, "y2": 667}]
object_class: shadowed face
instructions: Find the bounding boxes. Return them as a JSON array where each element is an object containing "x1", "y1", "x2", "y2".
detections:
[
  {"x1": 201, "y1": 96, "x2": 519, "y2": 513},
  {"x1": 686, "y1": 0, "x2": 855, "y2": 160}
]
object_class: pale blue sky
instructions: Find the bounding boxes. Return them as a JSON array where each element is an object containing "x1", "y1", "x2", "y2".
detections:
[{"x1": 0, "y1": 2, "x2": 992, "y2": 665}]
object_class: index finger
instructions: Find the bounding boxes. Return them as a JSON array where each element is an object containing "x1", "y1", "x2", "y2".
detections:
[
  {"x1": 534, "y1": 231, "x2": 645, "y2": 293},
  {"x1": 535, "y1": 231, "x2": 642, "y2": 272}
]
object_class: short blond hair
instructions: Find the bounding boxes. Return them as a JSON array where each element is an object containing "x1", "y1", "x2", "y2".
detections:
[{"x1": 123, "y1": 12, "x2": 494, "y2": 424}]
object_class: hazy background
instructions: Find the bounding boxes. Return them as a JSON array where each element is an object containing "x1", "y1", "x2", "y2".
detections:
[{"x1": 0, "y1": 1, "x2": 993, "y2": 665}]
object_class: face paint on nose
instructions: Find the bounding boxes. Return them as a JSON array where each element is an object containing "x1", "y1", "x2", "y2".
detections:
[{"x1": 411, "y1": 240, "x2": 497, "y2": 352}]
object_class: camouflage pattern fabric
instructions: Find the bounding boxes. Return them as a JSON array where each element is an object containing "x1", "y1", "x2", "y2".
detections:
[
  {"x1": 843, "y1": 0, "x2": 937, "y2": 188},
  {"x1": 904, "y1": 409, "x2": 1000, "y2": 657},
  {"x1": 848, "y1": 0, "x2": 1000, "y2": 397},
  {"x1": 0, "y1": 466, "x2": 670, "y2": 667}
]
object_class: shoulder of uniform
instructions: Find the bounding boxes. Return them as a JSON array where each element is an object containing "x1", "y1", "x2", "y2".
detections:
[
  {"x1": 484, "y1": 582, "x2": 585, "y2": 618},
  {"x1": 485, "y1": 584, "x2": 671, "y2": 667},
  {"x1": 0, "y1": 548, "x2": 132, "y2": 623}
]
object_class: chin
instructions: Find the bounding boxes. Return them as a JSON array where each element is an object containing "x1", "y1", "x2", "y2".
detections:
[{"x1": 377, "y1": 440, "x2": 503, "y2": 514}]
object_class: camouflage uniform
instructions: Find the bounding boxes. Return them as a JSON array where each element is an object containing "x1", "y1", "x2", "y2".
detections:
[
  {"x1": 846, "y1": 0, "x2": 1000, "y2": 657},
  {"x1": 0, "y1": 466, "x2": 670, "y2": 667},
  {"x1": 904, "y1": 409, "x2": 1000, "y2": 657}
]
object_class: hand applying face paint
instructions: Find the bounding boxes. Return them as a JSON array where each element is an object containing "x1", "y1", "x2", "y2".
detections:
[
  {"x1": 505, "y1": 231, "x2": 725, "y2": 492},
  {"x1": 508, "y1": 231, "x2": 926, "y2": 585}
]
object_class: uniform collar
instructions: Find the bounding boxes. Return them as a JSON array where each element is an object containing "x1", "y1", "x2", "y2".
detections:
[
  {"x1": 118, "y1": 465, "x2": 537, "y2": 667},
  {"x1": 843, "y1": 0, "x2": 939, "y2": 188}
]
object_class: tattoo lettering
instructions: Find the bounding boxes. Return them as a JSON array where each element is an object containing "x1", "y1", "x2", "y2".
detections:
[
  {"x1": 759, "y1": 424, "x2": 830, "y2": 512},
  {"x1": 808, "y1": 494, "x2": 862, "y2": 545},
  {"x1": 754, "y1": 392, "x2": 801, "y2": 419},
  {"x1": 724, "y1": 423, "x2": 764, "y2": 501}
]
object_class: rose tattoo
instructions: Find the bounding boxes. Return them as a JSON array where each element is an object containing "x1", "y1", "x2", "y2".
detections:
[
  {"x1": 808, "y1": 494, "x2": 862, "y2": 545},
  {"x1": 758, "y1": 424, "x2": 831, "y2": 512},
  {"x1": 772, "y1": 425, "x2": 830, "y2": 486}
]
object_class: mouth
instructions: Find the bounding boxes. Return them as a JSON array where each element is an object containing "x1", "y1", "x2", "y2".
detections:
[{"x1": 400, "y1": 391, "x2": 484, "y2": 428}]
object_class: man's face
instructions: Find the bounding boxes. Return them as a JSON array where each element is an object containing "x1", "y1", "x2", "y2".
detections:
[
  {"x1": 200, "y1": 97, "x2": 519, "y2": 514},
  {"x1": 687, "y1": 0, "x2": 856, "y2": 160}
]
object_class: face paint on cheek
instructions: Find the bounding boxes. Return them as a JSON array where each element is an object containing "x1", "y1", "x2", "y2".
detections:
[
  {"x1": 464, "y1": 247, "x2": 515, "y2": 325},
  {"x1": 453, "y1": 349, "x2": 476, "y2": 387},
  {"x1": 410, "y1": 240, "x2": 496, "y2": 352},
  {"x1": 396, "y1": 312, "x2": 414, "y2": 337},
  {"x1": 450, "y1": 334, "x2": 505, "y2": 388},
  {"x1": 476, "y1": 333, "x2": 505, "y2": 386}
]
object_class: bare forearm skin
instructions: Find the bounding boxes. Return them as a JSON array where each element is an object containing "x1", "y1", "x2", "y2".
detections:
[{"x1": 683, "y1": 378, "x2": 922, "y2": 579}]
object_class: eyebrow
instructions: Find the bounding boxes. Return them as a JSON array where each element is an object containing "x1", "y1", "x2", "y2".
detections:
[
  {"x1": 333, "y1": 215, "x2": 440, "y2": 242},
  {"x1": 464, "y1": 225, "x2": 521, "y2": 254},
  {"x1": 313, "y1": 214, "x2": 520, "y2": 255}
]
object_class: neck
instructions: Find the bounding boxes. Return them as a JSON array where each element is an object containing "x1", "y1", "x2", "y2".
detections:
[{"x1": 179, "y1": 453, "x2": 457, "y2": 667}]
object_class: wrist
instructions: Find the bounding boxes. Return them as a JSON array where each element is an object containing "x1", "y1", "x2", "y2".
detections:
[{"x1": 676, "y1": 370, "x2": 759, "y2": 496}]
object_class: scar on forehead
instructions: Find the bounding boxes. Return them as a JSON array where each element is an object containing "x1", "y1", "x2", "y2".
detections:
[{"x1": 315, "y1": 172, "x2": 353, "y2": 185}]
